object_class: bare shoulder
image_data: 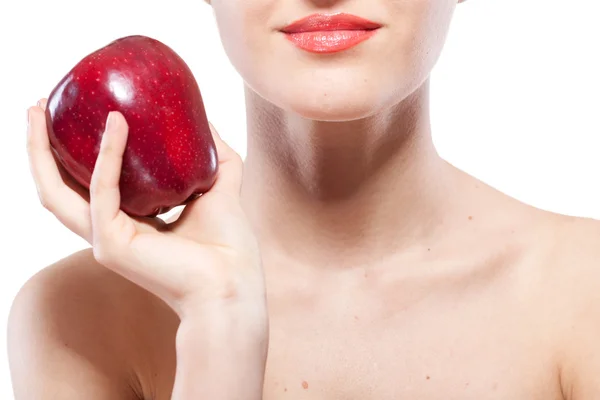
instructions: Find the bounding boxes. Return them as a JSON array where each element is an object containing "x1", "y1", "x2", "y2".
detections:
[
  {"x1": 8, "y1": 248, "x2": 178, "y2": 399},
  {"x1": 543, "y1": 213, "x2": 600, "y2": 287},
  {"x1": 510, "y1": 205, "x2": 600, "y2": 299},
  {"x1": 9, "y1": 248, "x2": 167, "y2": 352}
]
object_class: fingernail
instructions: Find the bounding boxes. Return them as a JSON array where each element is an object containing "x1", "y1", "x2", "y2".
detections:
[{"x1": 105, "y1": 112, "x2": 116, "y2": 131}]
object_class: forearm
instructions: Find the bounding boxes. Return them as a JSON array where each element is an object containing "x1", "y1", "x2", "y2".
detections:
[{"x1": 171, "y1": 309, "x2": 269, "y2": 400}]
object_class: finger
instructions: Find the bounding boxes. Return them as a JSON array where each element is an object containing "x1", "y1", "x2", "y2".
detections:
[
  {"x1": 207, "y1": 122, "x2": 243, "y2": 198},
  {"x1": 27, "y1": 103, "x2": 93, "y2": 242},
  {"x1": 37, "y1": 98, "x2": 47, "y2": 110},
  {"x1": 90, "y1": 112, "x2": 132, "y2": 249}
]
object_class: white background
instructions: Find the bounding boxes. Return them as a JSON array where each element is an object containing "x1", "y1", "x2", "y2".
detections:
[{"x1": 1, "y1": 0, "x2": 599, "y2": 397}]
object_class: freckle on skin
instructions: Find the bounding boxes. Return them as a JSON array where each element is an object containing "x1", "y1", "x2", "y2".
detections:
[
  {"x1": 468, "y1": 216, "x2": 473, "y2": 220},
  {"x1": 302, "y1": 381, "x2": 309, "y2": 389},
  {"x1": 426, "y1": 376, "x2": 430, "y2": 380}
]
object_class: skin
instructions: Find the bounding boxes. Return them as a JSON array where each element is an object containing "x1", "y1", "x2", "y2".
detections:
[{"x1": 8, "y1": 0, "x2": 600, "y2": 399}]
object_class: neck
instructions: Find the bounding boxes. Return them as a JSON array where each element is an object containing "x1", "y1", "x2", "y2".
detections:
[{"x1": 240, "y1": 79, "x2": 456, "y2": 268}]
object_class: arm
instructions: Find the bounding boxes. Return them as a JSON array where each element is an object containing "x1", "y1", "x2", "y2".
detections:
[
  {"x1": 559, "y1": 279, "x2": 600, "y2": 399},
  {"x1": 8, "y1": 251, "x2": 267, "y2": 400},
  {"x1": 8, "y1": 265, "x2": 268, "y2": 400},
  {"x1": 556, "y1": 221, "x2": 600, "y2": 399},
  {"x1": 8, "y1": 264, "x2": 142, "y2": 400},
  {"x1": 171, "y1": 312, "x2": 269, "y2": 399},
  {"x1": 22, "y1": 102, "x2": 268, "y2": 399}
]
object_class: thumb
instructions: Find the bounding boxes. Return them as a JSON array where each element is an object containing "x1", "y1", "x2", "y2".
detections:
[{"x1": 207, "y1": 122, "x2": 243, "y2": 198}]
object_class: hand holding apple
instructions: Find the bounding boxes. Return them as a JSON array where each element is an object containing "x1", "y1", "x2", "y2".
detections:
[{"x1": 27, "y1": 35, "x2": 268, "y2": 398}]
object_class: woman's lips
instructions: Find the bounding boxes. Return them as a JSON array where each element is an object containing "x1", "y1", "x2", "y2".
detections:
[
  {"x1": 280, "y1": 13, "x2": 382, "y2": 54},
  {"x1": 283, "y1": 30, "x2": 378, "y2": 54}
]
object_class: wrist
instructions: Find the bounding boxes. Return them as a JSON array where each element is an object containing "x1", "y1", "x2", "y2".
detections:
[
  {"x1": 171, "y1": 310, "x2": 269, "y2": 400},
  {"x1": 179, "y1": 294, "x2": 269, "y2": 338},
  {"x1": 177, "y1": 311, "x2": 269, "y2": 355}
]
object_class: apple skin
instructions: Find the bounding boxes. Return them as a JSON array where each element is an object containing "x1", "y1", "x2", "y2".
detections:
[{"x1": 45, "y1": 35, "x2": 218, "y2": 217}]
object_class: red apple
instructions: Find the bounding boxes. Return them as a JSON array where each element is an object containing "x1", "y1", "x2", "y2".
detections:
[{"x1": 45, "y1": 35, "x2": 218, "y2": 217}]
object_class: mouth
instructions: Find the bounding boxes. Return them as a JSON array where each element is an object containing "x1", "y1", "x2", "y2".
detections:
[{"x1": 280, "y1": 13, "x2": 382, "y2": 54}]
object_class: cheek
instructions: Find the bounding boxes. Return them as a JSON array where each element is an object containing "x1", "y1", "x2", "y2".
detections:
[
  {"x1": 212, "y1": 0, "x2": 277, "y2": 76},
  {"x1": 372, "y1": 0, "x2": 456, "y2": 100},
  {"x1": 402, "y1": 0, "x2": 457, "y2": 68}
]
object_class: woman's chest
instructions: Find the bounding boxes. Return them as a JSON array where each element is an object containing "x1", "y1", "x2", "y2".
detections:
[
  {"x1": 260, "y1": 308, "x2": 562, "y2": 400},
  {"x1": 257, "y1": 271, "x2": 565, "y2": 400},
  {"x1": 146, "y1": 327, "x2": 560, "y2": 400}
]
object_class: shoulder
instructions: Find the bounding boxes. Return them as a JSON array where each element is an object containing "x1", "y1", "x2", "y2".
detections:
[
  {"x1": 521, "y1": 210, "x2": 600, "y2": 307},
  {"x1": 8, "y1": 248, "x2": 177, "y2": 398},
  {"x1": 9, "y1": 248, "x2": 162, "y2": 340},
  {"x1": 542, "y1": 213, "x2": 600, "y2": 292}
]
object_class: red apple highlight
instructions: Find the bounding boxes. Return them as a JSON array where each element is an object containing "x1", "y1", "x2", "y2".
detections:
[{"x1": 46, "y1": 35, "x2": 218, "y2": 217}]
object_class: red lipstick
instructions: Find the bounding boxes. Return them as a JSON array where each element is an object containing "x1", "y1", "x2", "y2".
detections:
[{"x1": 281, "y1": 13, "x2": 382, "y2": 54}]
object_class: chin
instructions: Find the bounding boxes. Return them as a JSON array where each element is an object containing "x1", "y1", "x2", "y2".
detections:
[
  {"x1": 243, "y1": 61, "x2": 425, "y2": 122},
  {"x1": 264, "y1": 76, "x2": 397, "y2": 122},
  {"x1": 285, "y1": 94, "x2": 383, "y2": 122}
]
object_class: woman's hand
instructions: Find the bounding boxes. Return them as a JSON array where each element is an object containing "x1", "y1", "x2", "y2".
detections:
[{"x1": 26, "y1": 99, "x2": 268, "y2": 399}]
